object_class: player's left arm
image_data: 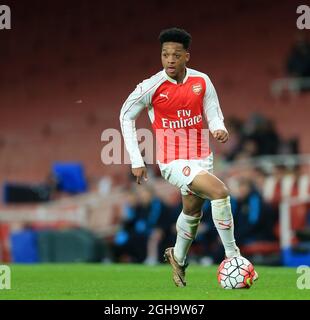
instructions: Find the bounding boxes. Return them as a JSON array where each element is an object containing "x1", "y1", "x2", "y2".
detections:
[{"x1": 203, "y1": 75, "x2": 229, "y2": 144}]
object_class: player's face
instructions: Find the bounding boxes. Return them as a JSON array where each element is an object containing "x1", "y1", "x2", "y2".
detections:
[{"x1": 161, "y1": 42, "x2": 190, "y2": 81}]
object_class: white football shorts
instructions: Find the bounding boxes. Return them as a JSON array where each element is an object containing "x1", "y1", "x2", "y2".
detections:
[{"x1": 157, "y1": 152, "x2": 213, "y2": 198}]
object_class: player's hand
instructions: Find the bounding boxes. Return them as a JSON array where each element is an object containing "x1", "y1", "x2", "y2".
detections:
[
  {"x1": 132, "y1": 167, "x2": 148, "y2": 184},
  {"x1": 212, "y1": 130, "x2": 229, "y2": 143}
]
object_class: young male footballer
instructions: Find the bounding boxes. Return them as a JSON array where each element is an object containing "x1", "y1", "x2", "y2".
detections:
[{"x1": 120, "y1": 27, "x2": 257, "y2": 287}]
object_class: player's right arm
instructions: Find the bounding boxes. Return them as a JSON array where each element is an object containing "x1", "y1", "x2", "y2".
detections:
[
  {"x1": 203, "y1": 75, "x2": 229, "y2": 143},
  {"x1": 120, "y1": 82, "x2": 151, "y2": 184}
]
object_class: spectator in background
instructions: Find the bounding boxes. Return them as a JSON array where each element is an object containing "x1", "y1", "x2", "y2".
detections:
[
  {"x1": 242, "y1": 114, "x2": 280, "y2": 156},
  {"x1": 113, "y1": 186, "x2": 170, "y2": 263},
  {"x1": 278, "y1": 137, "x2": 299, "y2": 155},
  {"x1": 144, "y1": 202, "x2": 181, "y2": 265},
  {"x1": 251, "y1": 167, "x2": 268, "y2": 195},
  {"x1": 271, "y1": 34, "x2": 310, "y2": 96},
  {"x1": 287, "y1": 34, "x2": 310, "y2": 78},
  {"x1": 234, "y1": 139, "x2": 258, "y2": 160},
  {"x1": 233, "y1": 178, "x2": 278, "y2": 246}
]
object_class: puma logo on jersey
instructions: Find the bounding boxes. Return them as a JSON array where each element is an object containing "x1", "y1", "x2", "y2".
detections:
[{"x1": 159, "y1": 92, "x2": 169, "y2": 100}]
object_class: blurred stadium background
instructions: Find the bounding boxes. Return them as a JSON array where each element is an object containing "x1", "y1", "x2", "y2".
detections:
[{"x1": 1, "y1": 0, "x2": 310, "y2": 268}]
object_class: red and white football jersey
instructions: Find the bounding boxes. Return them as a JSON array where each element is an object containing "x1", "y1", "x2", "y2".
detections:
[{"x1": 120, "y1": 68, "x2": 227, "y2": 168}]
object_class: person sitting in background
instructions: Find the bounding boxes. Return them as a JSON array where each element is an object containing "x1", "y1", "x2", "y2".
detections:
[
  {"x1": 233, "y1": 178, "x2": 278, "y2": 246},
  {"x1": 271, "y1": 34, "x2": 310, "y2": 96},
  {"x1": 144, "y1": 201, "x2": 181, "y2": 265},
  {"x1": 113, "y1": 186, "x2": 170, "y2": 263},
  {"x1": 242, "y1": 114, "x2": 280, "y2": 156},
  {"x1": 287, "y1": 34, "x2": 310, "y2": 79},
  {"x1": 285, "y1": 33, "x2": 310, "y2": 93}
]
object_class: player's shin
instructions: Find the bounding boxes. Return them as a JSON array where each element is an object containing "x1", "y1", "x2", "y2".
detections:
[
  {"x1": 174, "y1": 211, "x2": 202, "y2": 266},
  {"x1": 211, "y1": 196, "x2": 240, "y2": 258}
]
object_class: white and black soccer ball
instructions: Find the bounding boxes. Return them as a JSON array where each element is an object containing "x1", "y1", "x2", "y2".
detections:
[{"x1": 217, "y1": 256, "x2": 255, "y2": 289}]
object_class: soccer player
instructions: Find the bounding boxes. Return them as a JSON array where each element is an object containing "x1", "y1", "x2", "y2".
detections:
[{"x1": 120, "y1": 28, "x2": 257, "y2": 287}]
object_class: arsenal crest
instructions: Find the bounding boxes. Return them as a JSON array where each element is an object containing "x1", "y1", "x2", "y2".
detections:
[{"x1": 192, "y1": 83, "x2": 203, "y2": 95}]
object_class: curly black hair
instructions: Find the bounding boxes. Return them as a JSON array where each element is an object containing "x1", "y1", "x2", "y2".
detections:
[{"x1": 159, "y1": 28, "x2": 192, "y2": 50}]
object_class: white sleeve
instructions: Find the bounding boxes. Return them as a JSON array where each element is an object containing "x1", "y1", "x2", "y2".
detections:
[
  {"x1": 120, "y1": 82, "x2": 151, "y2": 168},
  {"x1": 203, "y1": 76, "x2": 227, "y2": 133}
]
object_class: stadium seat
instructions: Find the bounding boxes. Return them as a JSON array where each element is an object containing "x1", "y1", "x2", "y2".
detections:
[
  {"x1": 10, "y1": 229, "x2": 39, "y2": 263},
  {"x1": 37, "y1": 228, "x2": 105, "y2": 262},
  {"x1": 52, "y1": 162, "x2": 88, "y2": 194}
]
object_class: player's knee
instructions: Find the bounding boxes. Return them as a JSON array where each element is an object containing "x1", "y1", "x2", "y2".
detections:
[
  {"x1": 211, "y1": 184, "x2": 229, "y2": 200},
  {"x1": 183, "y1": 206, "x2": 202, "y2": 217}
]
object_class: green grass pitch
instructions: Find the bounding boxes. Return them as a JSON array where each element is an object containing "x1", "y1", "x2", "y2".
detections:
[{"x1": 0, "y1": 264, "x2": 308, "y2": 300}]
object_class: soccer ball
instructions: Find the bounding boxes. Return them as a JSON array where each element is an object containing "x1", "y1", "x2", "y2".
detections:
[{"x1": 217, "y1": 256, "x2": 255, "y2": 289}]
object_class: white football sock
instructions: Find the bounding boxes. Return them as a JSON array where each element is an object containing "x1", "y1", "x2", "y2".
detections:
[
  {"x1": 211, "y1": 196, "x2": 240, "y2": 258},
  {"x1": 174, "y1": 211, "x2": 201, "y2": 266}
]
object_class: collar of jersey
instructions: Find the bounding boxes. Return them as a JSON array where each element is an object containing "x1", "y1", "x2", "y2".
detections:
[{"x1": 162, "y1": 68, "x2": 189, "y2": 84}]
